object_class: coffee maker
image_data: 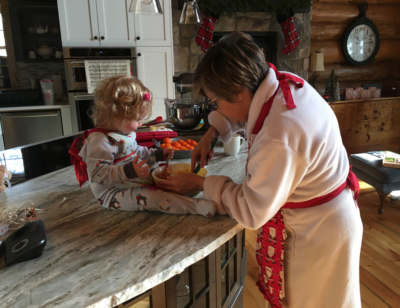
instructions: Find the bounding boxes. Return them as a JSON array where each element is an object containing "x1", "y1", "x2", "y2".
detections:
[{"x1": 164, "y1": 73, "x2": 211, "y2": 134}]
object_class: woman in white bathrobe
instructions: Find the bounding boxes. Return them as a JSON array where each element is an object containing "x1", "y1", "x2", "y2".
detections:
[{"x1": 157, "y1": 32, "x2": 363, "y2": 308}]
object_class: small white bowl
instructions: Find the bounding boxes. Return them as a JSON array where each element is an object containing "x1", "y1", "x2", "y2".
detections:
[{"x1": 152, "y1": 163, "x2": 208, "y2": 197}]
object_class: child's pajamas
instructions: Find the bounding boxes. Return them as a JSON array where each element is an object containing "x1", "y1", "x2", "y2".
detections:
[{"x1": 78, "y1": 131, "x2": 216, "y2": 217}]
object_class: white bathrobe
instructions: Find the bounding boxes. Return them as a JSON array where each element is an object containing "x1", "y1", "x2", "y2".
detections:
[{"x1": 203, "y1": 69, "x2": 363, "y2": 308}]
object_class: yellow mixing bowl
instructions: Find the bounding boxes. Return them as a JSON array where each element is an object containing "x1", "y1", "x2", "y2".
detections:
[{"x1": 152, "y1": 163, "x2": 208, "y2": 197}]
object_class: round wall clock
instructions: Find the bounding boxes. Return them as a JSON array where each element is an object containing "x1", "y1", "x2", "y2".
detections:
[{"x1": 341, "y1": 2, "x2": 380, "y2": 66}]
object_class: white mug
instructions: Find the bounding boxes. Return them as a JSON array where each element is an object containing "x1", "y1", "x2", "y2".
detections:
[
  {"x1": 55, "y1": 51, "x2": 63, "y2": 58},
  {"x1": 223, "y1": 134, "x2": 245, "y2": 156}
]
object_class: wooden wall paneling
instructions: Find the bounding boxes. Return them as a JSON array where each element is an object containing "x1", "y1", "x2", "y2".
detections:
[
  {"x1": 0, "y1": 0, "x2": 19, "y2": 89},
  {"x1": 317, "y1": 62, "x2": 400, "y2": 82},
  {"x1": 312, "y1": 22, "x2": 400, "y2": 41},
  {"x1": 312, "y1": 3, "x2": 400, "y2": 24},
  {"x1": 311, "y1": 40, "x2": 400, "y2": 64},
  {"x1": 316, "y1": 80, "x2": 400, "y2": 97},
  {"x1": 315, "y1": 0, "x2": 400, "y2": 3}
]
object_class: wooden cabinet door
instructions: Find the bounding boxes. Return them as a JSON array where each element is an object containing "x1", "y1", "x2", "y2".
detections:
[
  {"x1": 96, "y1": 0, "x2": 136, "y2": 47},
  {"x1": 58, "y1": 0, "x2": 100, "y2": 47},
  {"x1": 353, "y1": 121, "x2": 369, "y2": 134},
  {"x1": 216, "y1": 231, "x2": 244, "y2": 308},
  {"x1": 370, "y1": 106, "x2": 393, "y2": 121},
  {"x1": 136, "y1": 46, "x2": 174, "y2": 119},
  {"x1": 368, "y1": 120, "x2": 392, "y2": 132},
  {"x1": 355, "y1": 108, "x2": 371, "y2": 121},
  {"x1": 134, "y1": 0, "x2": 172, "y2": 46},
  {"x1": 330, "y1": 105, "x2": 346, "y2": 134},
  {"x1": 393, "y1": 109, "x2": 400, "y2": 130}
]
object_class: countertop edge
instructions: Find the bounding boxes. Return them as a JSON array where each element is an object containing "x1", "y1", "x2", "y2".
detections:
[
  {"x1": 88, "y1": 223, "x2": 244, "y2": 308},
  {"x1": 0, "y1": 105, "x2": 70, "y2": 112}
]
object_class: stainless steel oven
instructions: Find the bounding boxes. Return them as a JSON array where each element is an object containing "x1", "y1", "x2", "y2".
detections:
[
  {"x1": 64, "y1": 47, "x2": 137, "y2": 132},
  {"x1": 68, "y1": 92, "x2": 95, "y2": 132}
]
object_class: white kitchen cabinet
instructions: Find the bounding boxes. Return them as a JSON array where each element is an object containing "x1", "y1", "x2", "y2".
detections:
[
  {"x1": 134, "y1": 0, "x2": 172, "y2": 47},
  {"x1": 58, "y1": 0, "x2": 100, "y2": 47},
  {"x1": 136, "y1": 47, "x2": 174, "y2": 119},
  {"x1": 95, "y1": 0, "x2": 136, "y2": 47},
  {"x1": 58, "y1": 0, "x2": 135, "y2": 47}
]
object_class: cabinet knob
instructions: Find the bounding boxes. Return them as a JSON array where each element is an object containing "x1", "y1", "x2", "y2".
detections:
[
  {"x1": 94, "y1": 36, "x2": 98, "y2": 40},
  {"x1": 137, "y1": 53, "x2": 142, "y2": 57},
  {"x1": 137, "y1": 36, "x2": 141, "y2": 40},
  {"x1": 101, "y1": 36, "x2": 105, "y2": 40}
]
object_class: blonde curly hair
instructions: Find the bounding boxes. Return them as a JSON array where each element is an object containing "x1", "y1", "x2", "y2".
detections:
[{"x1": 90, "y1": 76, "x2": 153, "y2": 127}]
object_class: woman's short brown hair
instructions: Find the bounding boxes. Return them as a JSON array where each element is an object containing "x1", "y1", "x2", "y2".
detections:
[
  {"x1": 90, "y1": 76, "x2": 153, "y2": 127},
  {"x1": 194, "y1": 31, "x2": 269, "y2": 102}
]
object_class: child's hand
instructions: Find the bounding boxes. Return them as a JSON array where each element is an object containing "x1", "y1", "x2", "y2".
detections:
[
  {"x1": 132, "y1": 156, "x2": 150, "y2": 179},
  {"x1": 163, "y1": 149, "x2": 174, "y2": 161}
]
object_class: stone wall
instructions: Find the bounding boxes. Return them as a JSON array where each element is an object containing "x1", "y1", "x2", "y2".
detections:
[{"x1": 171, "y1": 1, "x2": 312, "y2": 81}]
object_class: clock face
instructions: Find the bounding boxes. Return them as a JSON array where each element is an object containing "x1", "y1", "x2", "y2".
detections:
[{"x1": 346, "y1": 25, "x2": 377, "y2": 62}]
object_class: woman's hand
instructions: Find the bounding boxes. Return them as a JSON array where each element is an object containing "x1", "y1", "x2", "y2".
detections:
[
  {"x1": 132, "y1": 156, "x2": 150, "y2": 179},
  {"x1": 156, "y1": 172, "x2": 205, "y2": 195},
  {"x1": 191, "y1": 126, "x2": 218, "y2": 172},
  {"x1": 163, "y1": 148, "x2": 174, "y2": 161}
]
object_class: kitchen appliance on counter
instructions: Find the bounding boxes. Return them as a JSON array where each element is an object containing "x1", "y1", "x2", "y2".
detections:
[
  {"x1": 165, "y1": 73, "x2": 211, "y2": 134},
  {"x1": 0, "y1": 90, "x2": 43, "y2": 108},
  {"x1": 3, "y1": 220, "x2": 47, "y2": 267},
  {"x1": 64, "y1": 47, "x2": 138, "y2": 133}
]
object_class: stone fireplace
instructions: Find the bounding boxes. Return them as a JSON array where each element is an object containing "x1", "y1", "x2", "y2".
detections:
[{"x1": 172, "y1": 1, "x2": 312, "y2": 81}]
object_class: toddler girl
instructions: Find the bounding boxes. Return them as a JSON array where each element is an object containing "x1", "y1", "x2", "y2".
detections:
[{"x1": 77, "y1": 76, "x2": 216, "y2": 217}]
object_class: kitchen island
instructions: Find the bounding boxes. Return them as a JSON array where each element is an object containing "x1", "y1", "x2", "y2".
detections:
[{"x1": 0, "y1": 143, "x2": 248, "y2": 308}]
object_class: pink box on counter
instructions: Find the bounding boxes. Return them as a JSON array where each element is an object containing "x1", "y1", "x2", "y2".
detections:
[{"x1": 345, "y1": 88, "x2": 353, "y2": 100}]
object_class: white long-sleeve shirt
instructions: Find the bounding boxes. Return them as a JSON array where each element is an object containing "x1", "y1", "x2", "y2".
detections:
[{"x1": 203, "y1": 70, "x2": 349, "y2": 230}]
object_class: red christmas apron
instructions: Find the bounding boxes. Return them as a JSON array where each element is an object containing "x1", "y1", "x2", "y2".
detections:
[{"x1": 249, "y1": 64, "x2": 360, "y2": 308}]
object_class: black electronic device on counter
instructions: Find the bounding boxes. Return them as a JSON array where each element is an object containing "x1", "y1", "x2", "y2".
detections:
[
  {"x1": 0, "y1": 89, "x2": 43, "y2": 108},
  {"x1": 4, "y1": 220, "x2": 46, "y2": 267}
]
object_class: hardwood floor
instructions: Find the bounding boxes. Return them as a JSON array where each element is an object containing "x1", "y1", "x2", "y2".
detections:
[{"x1": 243, "y1": 180, "x2": 400, "y2": 308}]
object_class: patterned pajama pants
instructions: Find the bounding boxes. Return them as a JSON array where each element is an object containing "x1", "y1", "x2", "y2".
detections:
[{"x1": 105, "y1": 187, "x2": 216, "y2": 218}]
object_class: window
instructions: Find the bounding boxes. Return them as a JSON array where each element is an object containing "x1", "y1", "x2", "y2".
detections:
[{"x1": 0, "y1": 6, "x2": 6, "y2": 57}]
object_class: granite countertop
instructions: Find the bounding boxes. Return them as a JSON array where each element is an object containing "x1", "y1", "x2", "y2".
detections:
[
  {"x1": 0, "y1": 105, "x2": 69, "y2": 112},
  {"x1": 0, "y1": 143, "x2": 247, "y2": 308}
]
